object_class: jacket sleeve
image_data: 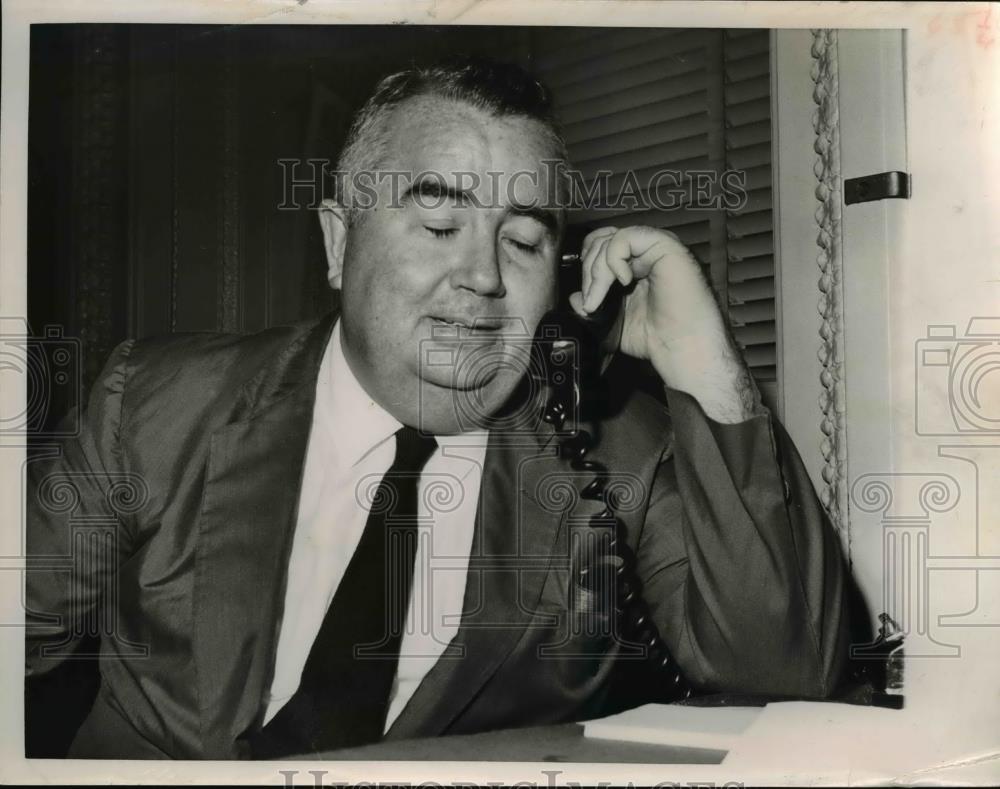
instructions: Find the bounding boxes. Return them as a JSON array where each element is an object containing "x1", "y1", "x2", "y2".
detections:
[
  {"x1": 25, "y1": 339, "x2": 135, "y2": 677},
  {"x1": 634, "y1": 386, "x2": 851, "y2": 698}
]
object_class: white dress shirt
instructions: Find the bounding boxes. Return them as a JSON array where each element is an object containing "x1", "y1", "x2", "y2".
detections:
[{"x1": 263, "y1": 320, "x2": 487, "y2": 731}]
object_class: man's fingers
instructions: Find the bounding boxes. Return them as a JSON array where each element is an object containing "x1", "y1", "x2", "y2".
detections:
[
  {"x1": 606, "y1": 251, "x2": 634, "y2": 287},
  {"x1": 581, "y1": 235, "x2": 612, "y2": 307},
  {"x1": 580, "y1": 234, "x2": 609, "y2": 308},
  {"x1": 579, "y1": 226, "x2": 617, "y2": 263},
  {"x1": 578, "y1": 225, "x2": 698, "y2": 313},
  {"x1": 583, "y1": 232, "x2": 637, "y2": 313},
  {"x1": 607, "y1": 225, "x2": 691, "y2": 280},
  {"x1": 583, "y1": 237, "x2": 619, "y2": 313}
]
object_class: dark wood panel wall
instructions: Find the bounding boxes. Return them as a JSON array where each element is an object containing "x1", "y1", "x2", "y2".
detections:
[{"x1": 29, "y1": 24, "x2": 530, "y2": 428}]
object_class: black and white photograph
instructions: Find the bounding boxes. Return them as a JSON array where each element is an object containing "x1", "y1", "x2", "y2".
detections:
[{"x1": 2, "y1": 1, "x2": 998, "y2": 785}]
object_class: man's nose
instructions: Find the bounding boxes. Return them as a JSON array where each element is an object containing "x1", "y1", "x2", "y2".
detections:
[{"x1": 448, "y1": 239, "x2": 506, "y2": 298}]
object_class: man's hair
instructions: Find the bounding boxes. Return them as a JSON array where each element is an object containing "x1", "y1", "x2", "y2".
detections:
[{"x1": 335, "y1": 56, "x2": 571, "y2": 224}]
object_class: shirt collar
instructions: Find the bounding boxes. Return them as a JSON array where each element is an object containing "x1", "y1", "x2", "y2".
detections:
[{"x1": 319, "y1": 319, "x2": 403, "y2": 468}]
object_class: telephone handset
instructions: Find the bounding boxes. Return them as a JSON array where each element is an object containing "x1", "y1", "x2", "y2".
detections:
[{"x1": 530, "y1": 244, "x2": 693, "y2": 704}]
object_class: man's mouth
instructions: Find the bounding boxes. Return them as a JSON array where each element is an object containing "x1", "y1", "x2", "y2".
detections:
[{"x1": 429, "y1": 316, "x2": 503, "y2": 332}]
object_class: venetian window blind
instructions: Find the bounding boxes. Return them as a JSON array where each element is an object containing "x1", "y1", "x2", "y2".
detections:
[{"x1": 531, "y1": 28, "x2": 777, "y2": 387}]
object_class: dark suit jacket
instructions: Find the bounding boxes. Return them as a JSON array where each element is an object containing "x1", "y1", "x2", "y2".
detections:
[{"x1": 25, "y1": 312, "x2": 850, "y2": 759}]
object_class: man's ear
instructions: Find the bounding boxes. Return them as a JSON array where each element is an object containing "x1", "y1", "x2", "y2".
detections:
[{"x1": 318, "y1": 199, "x2": 349, "y2": 290}]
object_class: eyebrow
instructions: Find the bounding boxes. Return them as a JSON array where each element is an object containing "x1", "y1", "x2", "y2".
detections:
[
  {"x1": 401, "y1": 177, "x2": 469, "y2": 206},
  {"x1": 509, "y1": 204, "x2": 560, "y2": 235},
  {"x1": 401, "y1": 176, "x2": 560, "y2": 235}
]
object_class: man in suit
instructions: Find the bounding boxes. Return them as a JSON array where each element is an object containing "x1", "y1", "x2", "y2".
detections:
[{"x1": 25, "y1": 57, "x2": 851, "y2": 759}]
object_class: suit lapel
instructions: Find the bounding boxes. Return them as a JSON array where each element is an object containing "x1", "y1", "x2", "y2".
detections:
[
  {"x1": 385, "y1": 427, "x2": 568, "y2": 741},
  {"x1": 190, "y1": 309, "x2": 578, "y2": 750},
  {"x1": 192, "y1": 314, "x2": 335, "y2": 758}
]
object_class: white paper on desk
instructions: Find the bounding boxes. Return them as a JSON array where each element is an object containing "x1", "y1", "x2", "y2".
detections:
[
  {"x1": 723, "y1": 700, "x2": 914, "y2": 772},
  {"x1": 582, "y1": 704, "x2": 762, "y2": 750}
]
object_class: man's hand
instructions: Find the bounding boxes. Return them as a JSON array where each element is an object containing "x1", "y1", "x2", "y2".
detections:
[{"x1": 569, "y1": 225, "x2": 762, "y2": 424}]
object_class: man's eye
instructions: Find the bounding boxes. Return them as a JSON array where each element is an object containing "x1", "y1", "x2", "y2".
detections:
[
  {"x1": 426, "y1": 227, "x2": 457, "y2": 239},
  {"x1": 505, "y1": 237, "x2": 539, "y2": 254}
]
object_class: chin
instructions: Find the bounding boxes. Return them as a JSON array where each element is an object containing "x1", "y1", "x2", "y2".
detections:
[
  {"x1": 415, "y1": 366, "x2": 542, "y2": 436},
  {"x1": 415, "y1": 375, "x2": 498, "y2": 434}
]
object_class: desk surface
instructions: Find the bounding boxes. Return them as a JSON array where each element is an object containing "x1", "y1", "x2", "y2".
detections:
[{"x1": 308, "y1": 723, "x2": 726, "y2": 764}]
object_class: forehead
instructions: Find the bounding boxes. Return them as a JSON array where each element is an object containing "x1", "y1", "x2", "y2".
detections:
[{"x1": 382, "y1": 95, "x2": 559, "y2": 180}]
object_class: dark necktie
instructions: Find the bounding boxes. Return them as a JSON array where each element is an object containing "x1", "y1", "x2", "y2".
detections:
[{"x1": 249, "y1": 425, "x2": 437, "y2": 758}]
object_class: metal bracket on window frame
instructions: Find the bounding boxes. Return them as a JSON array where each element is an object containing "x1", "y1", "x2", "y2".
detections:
[{"x1": 844, "y1": 171, "x2": 911, "y2": 205}]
